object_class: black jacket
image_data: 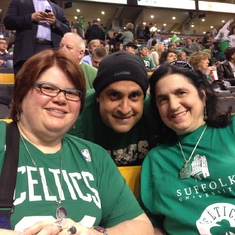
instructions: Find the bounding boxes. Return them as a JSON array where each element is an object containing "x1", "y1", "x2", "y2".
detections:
[{"x1": 217, "y1": 60, "x2": 235, "y2": 85}]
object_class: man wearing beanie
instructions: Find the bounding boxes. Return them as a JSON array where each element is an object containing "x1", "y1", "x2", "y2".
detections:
[{"x1": 68, "y1": 51, "x2": 154, "y2": 166}]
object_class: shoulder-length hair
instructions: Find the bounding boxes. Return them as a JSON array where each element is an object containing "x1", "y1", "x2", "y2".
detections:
[
  {"x1": 149, "y1": 62, "x2": 231, "y2": 144},
  {"x1": 11, "y1": 49, "x2": 86, "y2": 122}
]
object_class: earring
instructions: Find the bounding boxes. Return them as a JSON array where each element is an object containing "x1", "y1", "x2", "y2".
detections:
[
  {"x1": 72, "y1": 123, "x2": 76, "y2": 129},
  {"x1": 16, "y1": 113, "x2": 20, "y2": 121},
  {"x1": 204, "y1": 106, "x2": 208, "y2": 121}
]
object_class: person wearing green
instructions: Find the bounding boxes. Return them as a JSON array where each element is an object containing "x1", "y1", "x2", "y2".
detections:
[
  {"x1": 0, "y1": 49, "x2": 154, "y2": 234},
  {"x1": 68, "y1": 51, "x2": 154, "y2": 166},
  {"x1": 141, "y1": 61, "x2": 234, "y2": 235},
  {"x1": 59, "y1": 32, "x2": 97, "y2": 90}
]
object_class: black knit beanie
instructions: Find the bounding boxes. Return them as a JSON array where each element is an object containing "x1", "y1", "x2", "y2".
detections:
[{"x1": 93, "y1": 51, "x2": 149, "y2": 96}]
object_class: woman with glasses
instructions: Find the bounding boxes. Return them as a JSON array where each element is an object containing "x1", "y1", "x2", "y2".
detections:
[
  {"x1": 140, "y1": 61, "x2": 234, "y2": 235},
  {"x1": 0, "y1": 50, "x2": 154, "y2": 235}
]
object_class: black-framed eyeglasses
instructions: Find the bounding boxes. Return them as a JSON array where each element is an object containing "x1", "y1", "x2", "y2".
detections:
[
  {"x1": 169, "y1": 60, "x2": 195, "y2": 72},
  {"x1": 34, "y1": 83, "x2": 83, "y2": 102}
]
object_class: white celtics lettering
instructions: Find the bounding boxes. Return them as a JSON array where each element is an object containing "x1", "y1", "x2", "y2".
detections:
[
  {"x1": 196, "y1": 203, "x2": 235, "y2": 234},
  {"x1": 176, "y1": 175, "x2": 235, "y2": 202},
  {"x1": 14, "y1": 166, "x2": 101, "y2": 208}
]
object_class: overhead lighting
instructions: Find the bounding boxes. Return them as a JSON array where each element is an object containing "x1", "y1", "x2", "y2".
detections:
[
  {"x1": 202, "y1": 19, "x2": 205, "y2": 22},
  {"x1": 191, "y1": 25, "x2": 195, "y2": 27},
  {"x1": 222, "y1": 20, "x2": 225, "y2": 23},
  {"x1": 101, "y1": 11, "x2": 105, "y2": 15},
  {"x1": 163, "y1": 23, "x2": 166, "y2": 26},
  {"x1": 150, "y1": 15, "x2": 154, "y2": 18},
  {"x1": 172, "y1": 16, "x2": 176, "y2": 20},
  {"x1": 74, "y1": 16, "x2": 78, "y2": 19},
  {"x1": 76, "y1": 9, "x2": 80, "y2": 12},
  {"x1": 210, "y1": 26, "x2": 214, "y2": 28},
  {"x1": 143, "y1": 22, "x2": 146, "y2": 25},
  {"x1": 97, "y1": 18, "x2": 101, "y2": 21}
]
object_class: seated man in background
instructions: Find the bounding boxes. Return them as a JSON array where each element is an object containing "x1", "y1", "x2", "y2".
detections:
[
  {"x1": 217, "y1": 47, "x2": 235, "y2": 85},
  {"x1": 68, "y1": 51, "x2": 154, "y2": 166},
  {"x1": 91, "y1": 47, "x2": 107, "y2": 69},
  {"x1": 82, "y1": 39, "x2": 101, "y2": 65},
  {"x1": 125, "y1": 41, "x2": 138, "y2": 54},
  {"x1": 0, "y1": 38, "x2": 13, "y2": 68},
  {"x1": 138, "y1": 45, "x2": 155, "y2": 71},
  {"x1": 59, "y1": 32, "x2": 97, "y2": 90}
]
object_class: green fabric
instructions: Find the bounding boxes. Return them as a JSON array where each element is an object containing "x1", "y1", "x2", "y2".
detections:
[
  {"x1": 141, "y1": 116, "x2": 235, "y2": 234},
  {"x1": 0, "y1": 121, "x2": 143, "y2": 230},
  {"x1": 140, "y1": 56, "x2": 155, "y2": 69},
  {"x1": 68, "y1": 90, "x2": 153, "y2": 166},
  {"x1": 81, "y1": 62, "x2": 97, "y2": 90},
  {"x1": 218, "y1": 41, "x2": 229, "y2": 56}
]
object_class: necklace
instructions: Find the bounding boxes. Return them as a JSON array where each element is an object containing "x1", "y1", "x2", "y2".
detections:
[
  {"x1": 178, "y1": 125, "x2": 207, "y2": 180},
  {"x1": 20, "y1": 135, "x2": 67, "y2": 219}
]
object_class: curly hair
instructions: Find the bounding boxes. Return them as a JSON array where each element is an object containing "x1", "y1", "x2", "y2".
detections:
[{"x1": 149, "y1": 62, "x2": 231, "y2": 144}]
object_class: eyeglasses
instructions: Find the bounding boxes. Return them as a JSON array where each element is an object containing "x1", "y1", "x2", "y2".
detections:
[
  {"x1": 34, "y1": 83, "x2": 83, "y2": 101},
  {"x1": 169, "y1": 60, "x2": 195, "y2": 72}
]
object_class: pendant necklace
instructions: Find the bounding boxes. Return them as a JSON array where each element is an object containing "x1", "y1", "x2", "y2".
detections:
[
  {"x1": 178, "y1": 125, "x2": 207, "y2": 180},
  {"x1": 20, "y1": 135, "x2": 67, "y2": 219}
]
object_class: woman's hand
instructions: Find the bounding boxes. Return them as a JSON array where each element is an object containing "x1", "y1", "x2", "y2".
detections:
[{"x1": 19, "y1": 218, "x2": 95, "y2": 235}]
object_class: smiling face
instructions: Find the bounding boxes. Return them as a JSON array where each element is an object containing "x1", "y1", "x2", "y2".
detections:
[
  {"x1": 97, "y1": 80, "x2": 145, "y2": 133},
  {"x1": 155, "y1": 73, "x2": 205, "y2": 135},
  {"x1": 19, "y1": 66, "x2": 81, "y2": 141}
]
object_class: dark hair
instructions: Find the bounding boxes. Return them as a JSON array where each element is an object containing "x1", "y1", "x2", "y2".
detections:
[
  {"x1": 149, "y1": 62, "x2": 231, "y2": 144},
  {"x1": 11, "y1": 49, "x2": 86, "y2": 122},
  {"x1": 159, "y1": 49, "x2": 177, "y2": 64},
  {"x1": 224, "y1": 47, "x2": 235, "y2": 61}
]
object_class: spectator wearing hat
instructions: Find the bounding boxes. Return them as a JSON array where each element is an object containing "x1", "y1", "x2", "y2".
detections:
[
  {"x1": 85, "y1": 19, "x2": 105, "y2": 43},
  {"x1": 138, "y1": 45, "x2": 155, "y2": 71},
  {"x1": 68, "y1": 51, "x2": 154, "y2": 166},
  {"x1": 125, "y1": 41, "x2": 138, "y2": 54}
]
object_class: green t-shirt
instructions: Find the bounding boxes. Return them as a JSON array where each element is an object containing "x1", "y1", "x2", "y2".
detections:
[
  {"x1": 141, "y1": 116, "x2": 235, "y2": 234},
  {"x1": 68, "y1": 90, "x2": 153, "y2": 166},
  {"x1": 0, "y1": 121, "x2": 143, "y2": 231},
  {"x1": 80, "y1": 62, "x2": 97, "y2": 90}
]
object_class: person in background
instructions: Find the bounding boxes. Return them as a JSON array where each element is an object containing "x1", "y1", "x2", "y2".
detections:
[
  {"x1": 68, "y1": 51, "x2": 153, "y2": 166},
  {"x1": 214, "y1": 18, "x2": 233, "y2": 61},
  {"x1": 183, "y1": 38, "x2": 201, "y2": 56},
  {"x1": 146, "y1": 31, "x2": 158, "y2": 48},
  {"x1": 91, "y1": 47, "x2": 107, "y2": 69},
  {"x1": 59, "y1": 32, "x2": 97, "y2": 91},
  {"x1": 138, "y1": 45, "x2": 155, "y2": 71},
  {"x1": 114, "y1": 42, "x2": 124, "y2": 52},
  {"x1": 217, "y1": 46, "x2": 235, "y2": 85},
  {"x1": 141, "y1": 61, "x2": 234, "y2": 235},
  {"x1": 119, "y1": 23, "x2": 134, "y2": 46},
  {"x1": 202, "y1": 31, "x2": 212, "y2": 46},
  {"x1": 228, "y1": 24, "x2": 235, "y2": 48},
  {"x1": 71, "y1": 17, "x2": 84, "y2": 39},
  {"x1": 149, "y1": 41, "x2": 166, "y2": 67},
  {"x1": 4, "y1": 0, "x2": 70, "y2": 76},
  {"x1": 0, "y1": 49, "x2": 154, "y2": 235},
  {"x1": 82, "y1": 39, "x2": 101, "y2": 66},
  {"x1": 188, "y1": 51, "x2": 216, "y2": 83},
  {"x1": 125, "y1": 41, "x2": 138, "y2": 54},
  {"x1": 84, "y1": 19, "x2": 105, "y2": 44},
  {"x1": 159, "y1": 49, "x2": 177, "y2": 65},
  {"x1": 0, "y1": 38, "x2": 13, "y2": 68},
  {"x1": 177, "y1": 51, "x2": 187, "y2": 61}
]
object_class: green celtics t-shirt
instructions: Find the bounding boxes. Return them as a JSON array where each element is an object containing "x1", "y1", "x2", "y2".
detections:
[
  {"x1": 0, "y1": 121, "x2": 143, "y2": 231},
  {"x1": 141, "y1": 116, "x2": 235, "y2": 234},
  {"x1": 68, "y1": 90, "x2": 153, "y2": 166}
]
